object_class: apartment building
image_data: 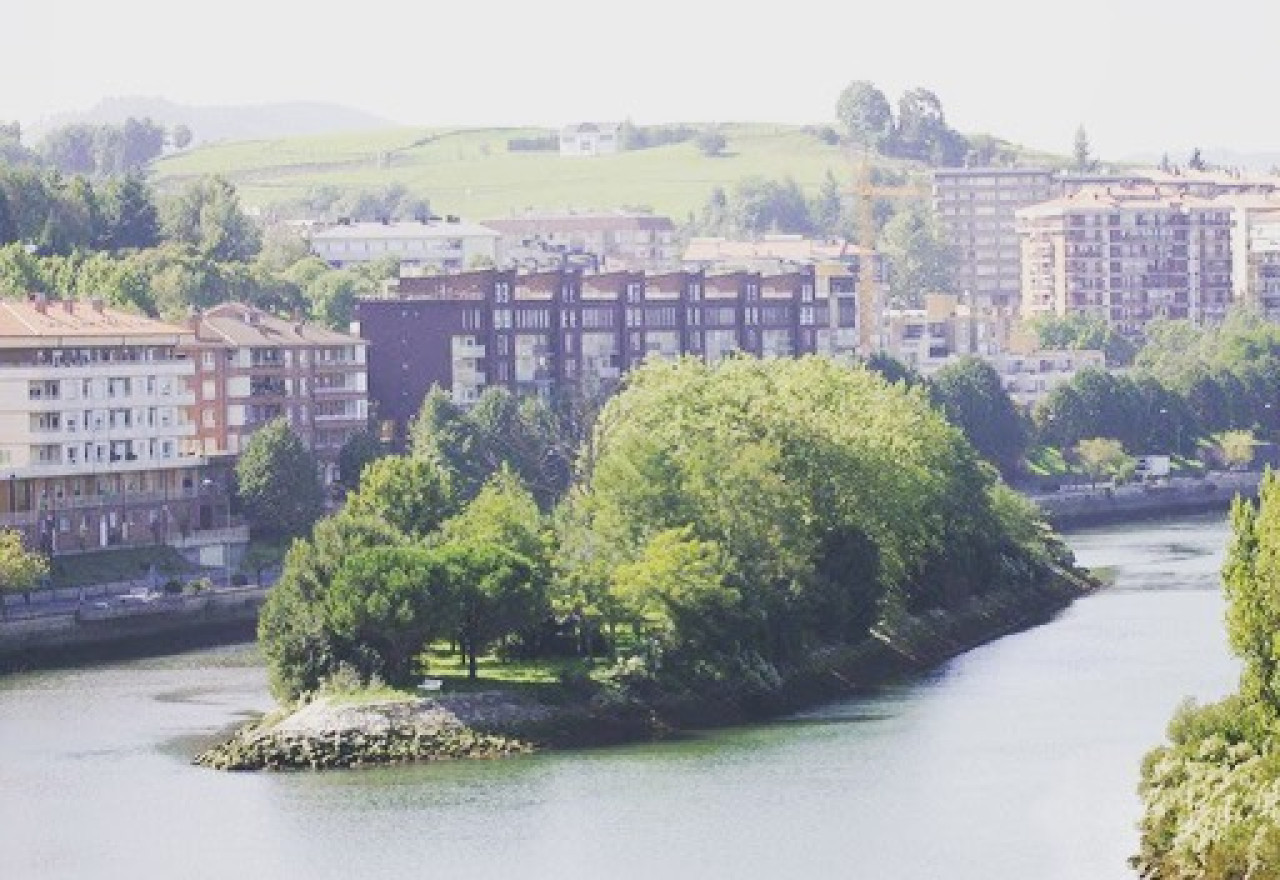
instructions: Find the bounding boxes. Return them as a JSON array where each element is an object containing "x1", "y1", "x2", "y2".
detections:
[
  {"x1": 933, "y1": 168, "x2": 1058, "y2": 313},
  {"x1": 486, "y1": 211, "x2": 680, "y2": 271},
  {"x1": 188, "y1": 304, "x2": 369, "y2": 485},
  {"x1": 1017, "y1": 186, "x2": 1234, "y2": 333},
  {"x1": 354, "y1": 264, "x2": 865, "y2": 439},
  {"x1": 0, "y1": 298, "x2": 223, "y2": 555},
  {"x1": 309, "y1": 218, "x2": 502, "y2": 270},
  {"x1": 995, "y1": 348, "x2": 1107, "y2": 407},
  {"x1": 881, "y1": 293, "x2": 1013, "y2": 374}
]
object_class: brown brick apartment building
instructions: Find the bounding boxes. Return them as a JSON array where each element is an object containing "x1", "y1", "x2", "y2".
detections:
[{"x1": 354, "y1": 265, "x2": 869, "y2": 439}]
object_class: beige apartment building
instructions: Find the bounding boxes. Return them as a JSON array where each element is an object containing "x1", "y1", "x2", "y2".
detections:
[
  {"x1": 880, "y1": 293, "x2": 1012, "y2": 374},
  {"x1": 1017, "y1": 186, "x2": 1233, "y2": 334},
  {"x1": 187, "y1": 304, "x2": 369, "y2": 485}
]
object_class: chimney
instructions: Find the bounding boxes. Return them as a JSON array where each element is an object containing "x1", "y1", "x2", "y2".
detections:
[
  {"x1": 32, "y1": 292, "x2": 47, "y2": 314},
  {"x1": 90, "y1": 297, "x2": 105, "y2": 314},
  {"x1": 62, "y1": 298, "x2": 75, "y2": 314},
  {"x1": 187, "y1": 308, "x2": 202, "y2": 333}
]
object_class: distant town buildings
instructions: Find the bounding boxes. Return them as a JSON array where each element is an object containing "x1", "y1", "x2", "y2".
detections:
[
  {"x1": 309, "y1": 219, "x2": 502, "y2": 270},
  {"x1": 558, "y1": 122, "x2": 622, "y2": 157},
  {"x1": 937, "y1": 166, "x2": 1280, "y2": 335},
  {"x1": 485, "y1": 211, "x2": 680, "y2": 271}
]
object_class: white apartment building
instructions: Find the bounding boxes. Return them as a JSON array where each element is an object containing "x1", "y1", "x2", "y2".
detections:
[
  {"x1": 0, "y1": 298, "x2": 219, "y2": 554},
  {"x1": 310, "y1": 219, "x2": 502, "y2": 270}
]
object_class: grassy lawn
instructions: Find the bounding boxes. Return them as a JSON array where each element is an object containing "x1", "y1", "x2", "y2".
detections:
[
  {"x1": 152, "y1": 122, "x2": 942, "y2": 220},
  {"x1": 420, "y1": 648, "x2": 604, "y2": 697},
  {"x1": 48, "y1": 545, "x2": 199, "y2": 589}
]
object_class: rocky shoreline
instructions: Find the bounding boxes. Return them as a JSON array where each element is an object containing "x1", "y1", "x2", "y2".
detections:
[{"x1": 197, "y1": 566, "x2": 1095, "y2": 773}]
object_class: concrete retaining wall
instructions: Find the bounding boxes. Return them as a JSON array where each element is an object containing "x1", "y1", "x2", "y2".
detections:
[{"x1": 1029, "y1": 471, "x2": 1262, "y2": 529}]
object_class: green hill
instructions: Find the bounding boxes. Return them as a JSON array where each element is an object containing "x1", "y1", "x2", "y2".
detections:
[{"x1": 152, "y1": 123, "x2": 937, "y2": 221}]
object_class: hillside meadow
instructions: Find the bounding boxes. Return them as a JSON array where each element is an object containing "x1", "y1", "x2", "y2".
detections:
[{"x1": 152, "y1": 123, "x2": 938, "y2": 220}]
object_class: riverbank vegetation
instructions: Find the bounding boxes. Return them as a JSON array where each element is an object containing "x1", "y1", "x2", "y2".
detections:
[
  {"x1": 257, "y1": 357, "x2": 1086, "y2": 726},
  {"x1": 1134, "y1": 471, "x2": 1280, "y2": 876}
]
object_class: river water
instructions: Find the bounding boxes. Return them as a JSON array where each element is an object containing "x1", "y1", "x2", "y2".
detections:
[{"x1": 0, "y1": 513, "x2": 1239, "y2": 880}]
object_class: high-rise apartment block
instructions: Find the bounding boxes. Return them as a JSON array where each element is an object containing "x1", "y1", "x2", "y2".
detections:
[{"x1": 933, "y1": 168, "x2": 1058, "y2": 311}]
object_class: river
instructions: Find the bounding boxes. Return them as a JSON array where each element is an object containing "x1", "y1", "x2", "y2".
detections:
[{"x1": 0, "y1": 513, "x2": 1239, "y2": 880}]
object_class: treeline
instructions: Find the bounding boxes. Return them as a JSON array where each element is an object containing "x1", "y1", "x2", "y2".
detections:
[
  {"x1": 259, "y1": 357, "x2": 1076, "y2": 705},
  {"x1": 0, "y1": 165, "x2": 393, "y2": 329},
  {"x1": 835, "y1": 80, "x2": 970, "y2": 166},
  {"x1": 1134, "y1": 475, "x2": 1280, "y2": 875},
  {"x1": 0, "y1": 117, "x2": 191, "y2": 176}
]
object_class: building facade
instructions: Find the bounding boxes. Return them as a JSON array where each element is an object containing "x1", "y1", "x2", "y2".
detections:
[
  {"x1": 880, "y1": 293, "x2": 1012, "y2": 375},
  {"x1": 486, "y1": 211, "x2": 680, "y2": 271},
  {"x1": 309, "y1": 219, "x2": 502, "y2": 270},
  {"x1": 558, "y1": 122, "x2": 621, "y2": 157},
  {"x1": 933, "y1": 168, "x2": 1058, "y2": 313},
  {"x1": 0, "y1": 298, "x2": 226, "y2": 555},
  {"x1": 354, "y1": 265, "x2": 867, "y2": 439},
  {"x1": 1017, "y1": 186, "x2": 1234, "y2": 333},
  {"x1": 187, "y1": 304, "x2": 369, "y2": 485}
]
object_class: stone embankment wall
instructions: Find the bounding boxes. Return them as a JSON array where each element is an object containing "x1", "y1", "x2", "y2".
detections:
[
  {"x1": 1029, "y1": 471, "x2": 1261, "y2": 530},
  {"x1": 0, "y1": 587, "x2": 269, "y2": 669}
]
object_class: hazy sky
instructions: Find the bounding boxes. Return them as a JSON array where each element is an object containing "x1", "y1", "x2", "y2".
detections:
[{"x1": 9, "y1": 0, "x2": 1280, "y2": 159}]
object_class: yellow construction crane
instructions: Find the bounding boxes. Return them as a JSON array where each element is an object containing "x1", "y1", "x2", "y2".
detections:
[{"x1": 850, "y1": 148, "x2": 929, "y2": 355}]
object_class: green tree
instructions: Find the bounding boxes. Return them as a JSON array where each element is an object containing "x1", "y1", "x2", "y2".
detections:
[
  {"x1": 337, "y1": 428, "x2": 384, "y2": 491},
  {"x1": 161, "y1": 175, "x2": 262, "y2": 261},
  {"x1": 879, "y1": 201, "x2": 955, "y2": 306},
  {"x1": 1223, "y1": 475, "x2": 1280, "y2": 710},
  {"x1": 343, "y1": 454, "x2": 454, "y2": 538},
  {"x1": 101, "y1": 172, "x2": 160, "y2": 251},
  {"x1": 695, "y1": 127, "x2": 728, "y2": 157},
  {"x1": 1073, "y1": 436, "x2": 1133, "y2": 486},
  {"x1": 436, "y1": 540, "x2": 544, "y2": 680},
  {"x1": 258, "y1": 513, "x2": 404, "y2": 700},
  {"x1": 611, "y1": 526, "x2": 739, "y2": 656},
  {"x1": 835, "y1": 80, "x2": 893, "y2": 148},
  {"x1": 171, "y1": 124, "x2": 193, "y2": 150},
  {"x1": 439, "y1": 467, "x2": 549, "y2": 574},
  {"x1": 929, "y1": 356, "x2": 1028, "y2": 479},
  {"x1": 0, "y1": 530, "x2": 49, "y2": 607},
  {"x1": 1072, "y1": 124, "x2": 1094, "y2": 172},
  {"x1": 235, "y1": 418, "x2": 324, "y2": 539},
  {"x1": 328, "y1": 544, "x2": 454, "y2": 686},
  {"x1": 1214, "y1": 429, "x2": 1256, "y2": 471}
]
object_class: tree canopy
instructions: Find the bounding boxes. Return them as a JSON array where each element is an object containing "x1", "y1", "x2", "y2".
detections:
[{"x1": 235, "y1": 418, "x2": 325, "y2": 540}]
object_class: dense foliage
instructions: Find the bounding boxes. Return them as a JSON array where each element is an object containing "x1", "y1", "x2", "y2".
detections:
[
  {"x1": 260, "y1": 357, "x2": 1073, "y2": 703},
  {"x1": 556, "y1": 357, "x2": 1071, "y2": 686},
  {"x1": 235, "y1": 418, "x2": 325, "y2": 540},
  {"x1": 929, "y1": 356, "x2": 1028, "y2": 479},
  {"x1": 1135, "y1": 473, "x2": 1280, "y2": 876}
]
